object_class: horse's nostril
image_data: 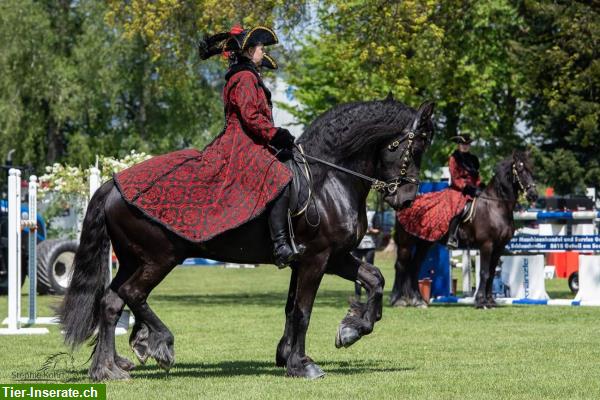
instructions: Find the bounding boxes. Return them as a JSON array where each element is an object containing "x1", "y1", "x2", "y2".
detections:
[{"x1": 402, "y1": 199, "x2": 413, "y2": 209}]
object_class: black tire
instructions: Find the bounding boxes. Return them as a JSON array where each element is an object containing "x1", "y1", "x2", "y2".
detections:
[
  {"x1": 568, "y1": 272, "x2": 579, "y2": 294},
  {"x1": 37, "y1": 239, "x2": 79, "y2": 295},
  {"x1": 0, "y1": 231, "x2": 29, "y2": 295}
]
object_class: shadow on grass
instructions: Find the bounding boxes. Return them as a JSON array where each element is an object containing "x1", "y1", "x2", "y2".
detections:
[
  {"x1": 151, "y1": 289, "x2": 355, "y2": 308},
  {"x1": 128, "y1": 359, "x2": 414, "y2": 380}
]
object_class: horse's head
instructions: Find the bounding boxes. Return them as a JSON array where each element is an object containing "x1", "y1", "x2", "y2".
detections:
[
  {"x1": 512, "y1": 150, "x2": 538, "y2": 203},
  {"x1": 377, "y1": 101, "x2": 435, "y2": 209}
]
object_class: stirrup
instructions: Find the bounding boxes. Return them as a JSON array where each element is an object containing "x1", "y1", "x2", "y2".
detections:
[
  {"x1": 447, "y1": 236, "x2": 459, "y2": 249},
  {"x1": 274, "y1": 242, "x2": 306, "y2": 269}
]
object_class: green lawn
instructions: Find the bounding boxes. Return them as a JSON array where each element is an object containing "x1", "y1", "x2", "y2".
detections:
[{"x1": 1, "y1": 252, "x2": 599, "y2": 399}]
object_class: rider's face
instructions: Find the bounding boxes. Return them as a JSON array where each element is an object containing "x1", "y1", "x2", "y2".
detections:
[
  {"x1": 248, "y1": 44, "x2": 265, "y2": 66},
  {"x1": 458, "y1": 143, "x2": 470, "y2": 153}
]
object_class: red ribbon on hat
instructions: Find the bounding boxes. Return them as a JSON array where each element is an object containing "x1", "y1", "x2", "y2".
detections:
[{"x1": 230, "y1": 24, "x2": 244, "y2": 35}]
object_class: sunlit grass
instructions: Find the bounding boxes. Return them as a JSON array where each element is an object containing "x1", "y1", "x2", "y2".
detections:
[{"x1": 1, "y1": 251, "x2": 599, "y2": 399}]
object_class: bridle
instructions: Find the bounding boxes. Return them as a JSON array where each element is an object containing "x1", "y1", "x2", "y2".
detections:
[
  {"x1": 512, "y1": 162, "x2": 536, "y2": 193},
  {"x1": 298, "y1": 125, "x2": 429, "y2": 195},
  {"x1": 382, "y1": 127, "x2": 430, "y2": 193},
  {"x1": 479, "y1": 161, "x2": 536, "y2": 202}
]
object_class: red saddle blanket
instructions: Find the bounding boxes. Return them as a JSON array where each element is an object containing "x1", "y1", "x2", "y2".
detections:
[
  {"x1": 397, "y1": 188, "x2": 468, "y2": 242},
  {"x1": 114, "y1": 148, "x2": 291, "y2": 242}
]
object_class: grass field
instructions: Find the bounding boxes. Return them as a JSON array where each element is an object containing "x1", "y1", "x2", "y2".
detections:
[{"x1": 1, "y1": 251, "x2": 599, "y2": 399}]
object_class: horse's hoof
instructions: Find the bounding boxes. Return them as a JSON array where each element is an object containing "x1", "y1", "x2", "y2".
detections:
[
  {"x1": 276, "y1": 340, "x2": 291, "y2": 367},
  {"x1": 132, "y1": 342, "x2": 149, "y2": 364},
  {"x1": 130, "y1": 323, "x2": 150, "y2": 364},
  {"x1": 151, "y1": 341, "x2": 175, "y2": 371},
  {"x1": 89, "y1": 363, "x2": 131, "y2": 382},
  {"x1": 335, "y1": 325, "x2": 361, "y2": 349},
  {"x1": 115, "y1": 354, "x2": 136, "y2": 371},
  {"x1": 391, "y1": 298, "x2": 409, "y2": 307},
  {"x1": 157, "y1": 357, "x2": 173, "y2": 372},
  {"x1": 413, "y1": 299, "x2": 429, "y2": 309},
  {"x1": 287, "y1": 362, "x2": 325, "y2": 380}
]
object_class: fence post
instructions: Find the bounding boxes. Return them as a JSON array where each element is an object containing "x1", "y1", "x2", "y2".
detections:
[{"x1": 27, "y1": 176, "x2": 37, "y2": 324}]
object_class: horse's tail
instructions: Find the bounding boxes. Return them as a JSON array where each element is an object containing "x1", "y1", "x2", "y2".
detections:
[{"x1": 58, "y1": 181, "x2": 114, "y2": 349}]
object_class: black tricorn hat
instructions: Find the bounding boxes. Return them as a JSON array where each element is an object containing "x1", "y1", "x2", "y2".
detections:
[
  {"x1": 451, "y1": 134, "x2": 473, "y2": 144},
  {"x1": 198, "y1": 25, "x2": 278, "y2": 60},
  {"x1": 225, "y1": 26, "x2": 279, "y2": 52},
  {"x1": 261, "y1": 53, "x2": 278, "y2": 70}
]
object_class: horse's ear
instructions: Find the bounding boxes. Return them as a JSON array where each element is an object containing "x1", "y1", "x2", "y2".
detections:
[
  {"x1": 385, "y1": 91, "x2": 394, "y2": 102},
  {"x1": 417, "y1": 101, "x2": 435, "y2": 125}
]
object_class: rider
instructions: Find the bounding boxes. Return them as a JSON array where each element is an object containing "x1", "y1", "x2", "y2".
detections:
[
  {"x1": 199, "y1": 25, "x2": 303, "y2": 267},
  {"x1": 446, "y1": 133, "x2": 482, "y2": 248}
]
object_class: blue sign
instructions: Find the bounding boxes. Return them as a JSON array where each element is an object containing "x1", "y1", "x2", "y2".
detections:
[{"x1": 507, "y1": 235, "x2": 600, "y2": 252}]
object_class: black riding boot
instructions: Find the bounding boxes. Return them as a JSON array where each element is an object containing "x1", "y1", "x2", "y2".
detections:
[
  {"x1": 446, "y1": 215, "x2": 461, "y2": 249},
  {"x1": 269, "y1": 185, "x2": 304, "y2": 268}
]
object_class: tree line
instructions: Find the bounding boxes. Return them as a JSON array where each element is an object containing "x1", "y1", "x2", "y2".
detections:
[{"x1": 0, "y1": 1, "x2": 597, "y2": 195}]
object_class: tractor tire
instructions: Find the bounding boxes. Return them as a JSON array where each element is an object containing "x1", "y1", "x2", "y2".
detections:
[
  {"x1": 0, "y1": 236, "x2": 29, "y2": 295},
  {"x1": 568, "y1": 272, "x2": 579, "y2": 294},
  {"x1": 37, "y1": 239, "x2": 78, "y2": 295}
]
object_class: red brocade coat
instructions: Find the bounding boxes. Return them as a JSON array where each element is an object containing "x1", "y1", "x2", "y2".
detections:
[
  {"x1": 397, "y1": 152, "x2": 481, "y2": 242},
  {"x1": 114, "y1": 70, "x2": 292, "y2": 242}
]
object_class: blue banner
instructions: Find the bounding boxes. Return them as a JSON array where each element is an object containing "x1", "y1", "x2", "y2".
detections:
[{"x1": 507, "y1": 235, "x2": 600, "y2": 252}]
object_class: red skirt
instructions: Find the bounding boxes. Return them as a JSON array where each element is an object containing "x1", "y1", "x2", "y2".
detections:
[{"x1": 397, "y1": 188, "x2": 469, "y2": 242}]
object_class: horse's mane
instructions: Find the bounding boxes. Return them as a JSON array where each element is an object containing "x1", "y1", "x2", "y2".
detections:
[{"x1": 297, "y1": 98, "x2": 415, "y2": 161}]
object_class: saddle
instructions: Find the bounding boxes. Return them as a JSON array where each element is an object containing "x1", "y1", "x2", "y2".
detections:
[
  {"x1": 460, "y1": 198, "x2": 477, "y2": 224},
  {"x1": 284, "y1": 148, "x2": 314, "y2": 218}
]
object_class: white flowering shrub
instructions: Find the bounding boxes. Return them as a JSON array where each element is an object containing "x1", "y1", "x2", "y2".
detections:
[{"x1": 38, "y1": 150, "x2": 152, "y2": 238}]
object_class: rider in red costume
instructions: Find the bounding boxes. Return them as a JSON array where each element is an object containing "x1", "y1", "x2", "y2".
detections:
[
  {"x1": 199, "y1": 25, "x2": 303, "y2": 266},
  {"x1": 446, "y1": 133, "x2": 482, "y2": 248}
]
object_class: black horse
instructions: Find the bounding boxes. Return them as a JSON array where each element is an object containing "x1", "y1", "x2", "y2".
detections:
[
  {"x1": 59, "y1": 98, "x2": 435, "y2": 381},
  {"x1": 390, "y1": 151, "x2": 537, "y2": 309}
]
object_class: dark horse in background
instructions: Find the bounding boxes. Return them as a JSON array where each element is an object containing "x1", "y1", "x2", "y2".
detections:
[
  {"x1": 59, "y1": 97, "x2": 435, "y2": 381},
  {"x1": 390, "y1": 151, "x2": 537, "y2": 309}
]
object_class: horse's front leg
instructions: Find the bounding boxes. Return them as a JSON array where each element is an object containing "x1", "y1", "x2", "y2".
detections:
[
  {"x1": 285, "y1": 252, "x2": 329, "y2": 379},
  {"x1": 390, "y1": 245, "x2": 413, "y2": 307},
  {"x1": 275, "y1": 266, "x2": 298, "y2": 367},
  {"x1": 329, "y1": 252, "x2": 384, "y2": 348},
  {"x1": 475, "y1": 242, "x2": 493, "y2": 309},
  {"x1": 484, "y1": 249, "x2": 503, "y2": 308}
]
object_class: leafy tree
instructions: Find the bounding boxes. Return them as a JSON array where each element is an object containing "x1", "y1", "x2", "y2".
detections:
[
  {"x1": 0, "y1": 0, "x2": 224, "y2": 175},
  {"x1": 283, "y1": 1, "x2": 527, "y2": 181},
  {"x1": 516, "y1": 0, "x2": 600, "y2": 194}
]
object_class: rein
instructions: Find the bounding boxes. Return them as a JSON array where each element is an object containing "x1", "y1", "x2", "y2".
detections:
[
  {"x1": 476, "y1": 162, "x2": 535, "y2": 203},
  {"x1": 295, "y1": 128, "x2": 424, "y2": 195}
]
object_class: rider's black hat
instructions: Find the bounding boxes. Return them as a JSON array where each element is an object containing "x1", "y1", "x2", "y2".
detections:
[
  {"x1": 198, "y1": 25, "x2": 279, "y2": 62},
  {"x1": 450, "y1": 134, "x2": 473, "y2": 144}
]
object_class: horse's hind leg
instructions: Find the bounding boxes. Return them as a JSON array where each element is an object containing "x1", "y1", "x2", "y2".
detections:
[
  {"x1": 118, "y1": 261, "x2": 178, "y2": 371},
  {"x1": 390, "y1": 242, "x2": 413, "y2": 306},
  {"x1": 87, "y1": 258, "x2": 140, "y2": 381},
  {"x1": 328, "y1": 252, "x2": 384, "y2": 349},
  {"x1": 88, "y1": 286, "x2": 129, "y2": 381},
  {"x1": 407, "y1": 243, "x2": 431, "y2": 308}
]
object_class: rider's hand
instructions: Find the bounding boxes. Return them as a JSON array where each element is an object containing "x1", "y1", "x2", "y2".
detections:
[{"x1": 271, "y1": 128, "x2": 295, "y2": 150}]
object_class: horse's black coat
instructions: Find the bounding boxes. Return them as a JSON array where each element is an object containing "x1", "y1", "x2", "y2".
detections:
[
  {"x1": 390, "y1": 151, "x2": 538, "y2": 309},
  {"x1": 59, "y1": 98, "x2": 435, "y2": 380}
]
